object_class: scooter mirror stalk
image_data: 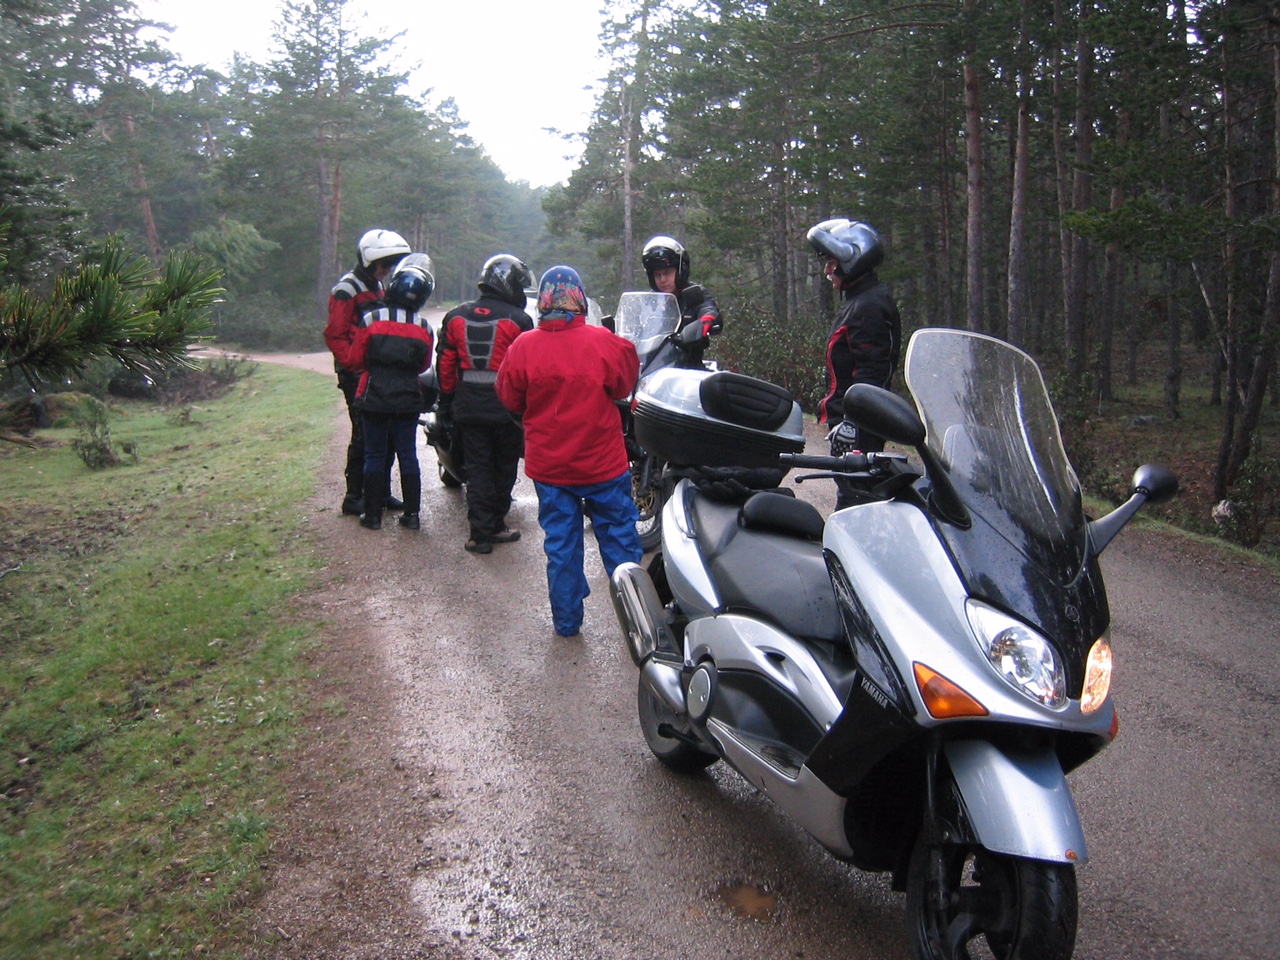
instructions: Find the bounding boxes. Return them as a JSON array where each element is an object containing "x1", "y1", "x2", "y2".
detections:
[
  {"x1": 1088, "y1": 464, "x2": 1179, "y2": 554},
  {"x1": 678, "y1": 321, "x2": 704, "y2": 346}
]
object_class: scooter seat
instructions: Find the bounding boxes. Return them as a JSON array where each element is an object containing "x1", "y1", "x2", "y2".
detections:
[
  {"x1": 740, "y1": 491, "x2": 825, "y2": 541},
  {"x1": 690, "y1": 493, "x2": 843, "y2": 644}
]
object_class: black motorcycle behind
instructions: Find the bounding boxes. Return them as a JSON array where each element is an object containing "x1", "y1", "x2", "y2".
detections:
[
  {"x1": 612, "y1": 291, "x2": 712, "y2": 550},
  {"x1": 418, "y1": 368, "x2": 463, "y2": 488}
]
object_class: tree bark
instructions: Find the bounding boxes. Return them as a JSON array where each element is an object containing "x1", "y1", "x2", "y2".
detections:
[
  {"x1": 1065, "y1": 1, "x2": 1094, "y2": 391},
  {"x1": 1005, "y1": 1, "x2": 1032, "y2": 347},
  {"x1": 123, "y1": 114, "x2": 162, "y2": 263},
  {"x1": 316, "y1": 150, "x2": 342, "y2": 320},
  {"x1": 939, "y1": 83, "x2": 956, "y2": 330},
  {"x1": 1097, "y1": 101, "x2": 1130, "y2": 404},
  {"x1": 622, "y1": 83, "x2": 635, "y2": 292},
  {"x1": 963, "y1": 0, "x2": 984, "y2": 332},
  {"x1": 1052, "y1": 0, "x2": 1072, "y2": 351}
]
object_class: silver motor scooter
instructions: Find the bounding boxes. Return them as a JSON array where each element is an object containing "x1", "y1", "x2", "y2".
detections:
[{"x1": 610, "y1": 328, "x2": 1177, "y2": 960}]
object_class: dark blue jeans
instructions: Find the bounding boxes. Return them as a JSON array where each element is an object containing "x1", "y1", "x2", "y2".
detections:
[{"x1": 361, "y1": 412, "x2": 420, "y2": 480}]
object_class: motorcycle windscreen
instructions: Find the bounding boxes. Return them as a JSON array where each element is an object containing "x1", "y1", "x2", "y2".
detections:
[
  {"x1": 613, "y1": 292, "x2": 683, "y2": 373},
  {"x1": 903, "y1": 329, "x2": 1088, "y2": 583}
]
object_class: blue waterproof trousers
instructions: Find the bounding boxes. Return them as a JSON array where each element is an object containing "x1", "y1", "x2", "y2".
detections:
[{"x1": 534, "y1": 471, "x2": 642, "y2": 637}]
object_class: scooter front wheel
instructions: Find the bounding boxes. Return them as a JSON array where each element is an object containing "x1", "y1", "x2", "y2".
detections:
[
  {"x1": 636, "y1": 676, "x2": 717, "y2": 773},
  {"x1": 631, "y1": 457, "x2": 668, "y2": 552},
  {"x1": 905, "y1": 837, "x2": 1077, "y2": 960}
]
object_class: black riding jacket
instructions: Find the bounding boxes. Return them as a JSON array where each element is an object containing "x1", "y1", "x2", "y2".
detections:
[{"x1": 819, "y1": 271, "x2": 902, "y2": 423}]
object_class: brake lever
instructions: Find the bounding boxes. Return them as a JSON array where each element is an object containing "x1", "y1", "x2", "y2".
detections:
[{"x1": 794, "y1": 471, "x2": 879, "y2": 485}]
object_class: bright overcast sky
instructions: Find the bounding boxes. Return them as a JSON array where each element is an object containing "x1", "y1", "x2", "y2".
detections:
[{"x1": 138, "y1": 0, "x2": 609, "y2": 188}]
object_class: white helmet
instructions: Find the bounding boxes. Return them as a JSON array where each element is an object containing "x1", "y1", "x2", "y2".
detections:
[{"x1": 357, "y1": 229, "x2": 411, "y2": 269}]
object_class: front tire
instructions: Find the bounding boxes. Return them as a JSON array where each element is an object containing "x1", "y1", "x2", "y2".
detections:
[
  {"x1": 438, "y1": 460, "x2": 463, "y2": 488},
  {"x1": 637, "y1": 676, "x2": 717, "y2": 773},
  {"x1": 905, "y1": 837, "x2": 1077, "y2": 960}
]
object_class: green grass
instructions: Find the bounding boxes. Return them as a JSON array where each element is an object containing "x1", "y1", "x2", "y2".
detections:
[{"x1": 0, "y1": 362, "x2": 336, "y2": 959}]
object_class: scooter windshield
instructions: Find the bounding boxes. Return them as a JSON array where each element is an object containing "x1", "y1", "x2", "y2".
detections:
[
  {"x1": 614, "y1": 292, "x2": 683, "y2": 374},
  {"x1": 904, "y1": 329, "x2": 1087, "y2": 572}
]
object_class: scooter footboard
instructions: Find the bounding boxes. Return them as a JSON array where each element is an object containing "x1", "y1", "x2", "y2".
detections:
[{"x1": 943, "y1": 740, "x2": 1088, "y2": 864}]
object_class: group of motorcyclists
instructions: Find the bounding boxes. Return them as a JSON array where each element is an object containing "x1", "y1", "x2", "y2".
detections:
[{"x1": 323, "y1": 219, "x2": 900, "y2": 633}]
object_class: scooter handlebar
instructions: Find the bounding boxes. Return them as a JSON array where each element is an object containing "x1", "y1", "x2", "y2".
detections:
[
  {"x1": 780, "y1": 450, "x2": 910, "y2": 475},
  {"x1": 780, "y1": 452, "x2": 872, "y2": 472}
]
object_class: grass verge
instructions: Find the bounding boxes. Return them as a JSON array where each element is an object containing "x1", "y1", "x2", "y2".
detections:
[{"x1": 0, "y1": 362, "x2": 335, "y2": 959}]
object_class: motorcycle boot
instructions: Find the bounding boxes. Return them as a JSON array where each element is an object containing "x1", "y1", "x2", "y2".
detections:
[
  {"x1": 359, "y1": 471, "x2": 384, "y2": 530},
  {"x1": 384, "y1": 469, "x2": 405, "y2": 511},
  {"x1": 343, "y1": 441, "x2": 365, "y2": 514},
  {"x1": 398, "y1": 473, "x2": 422, "y2": 530}
]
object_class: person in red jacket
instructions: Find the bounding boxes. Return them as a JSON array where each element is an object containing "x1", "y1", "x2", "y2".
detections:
[
  {"x1": 436, "y1": 254, "x2": 535, "y2": 554},
  {"x1": 349, "y1": 254, "x2": 435, "y2": 530},
  {"x1": 325, "y1": 228, "x2": 411, "y2": 516},
  {"x1": 495, "y1": 265, "x2": 643, "y2": 638}
]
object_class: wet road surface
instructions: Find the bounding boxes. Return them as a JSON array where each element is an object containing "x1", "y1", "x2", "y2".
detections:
[{"x1": 286, "y1": 349, "x2": 1280, "y2": 960}]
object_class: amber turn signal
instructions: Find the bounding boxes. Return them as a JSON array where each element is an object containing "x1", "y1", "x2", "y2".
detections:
[{"x1": 914, "y1": 663, "x2": 989, "y2": 719}]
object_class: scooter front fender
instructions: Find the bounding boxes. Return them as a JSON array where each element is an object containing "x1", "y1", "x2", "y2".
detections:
[{"x1": 943, "y1": 740, "x2": 1088, "y2": 864}]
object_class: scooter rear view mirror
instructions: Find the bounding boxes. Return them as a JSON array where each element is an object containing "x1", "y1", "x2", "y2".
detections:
[{"x1": 842, "y1": 383, "x2": 926, "y2": 447}]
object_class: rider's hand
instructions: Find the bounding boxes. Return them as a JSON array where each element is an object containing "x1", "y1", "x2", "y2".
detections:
[{"x1": 827, "y1": 421, "x2": 860, "y2": 456}]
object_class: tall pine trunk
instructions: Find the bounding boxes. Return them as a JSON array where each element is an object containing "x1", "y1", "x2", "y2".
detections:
[
  {"x1": 1052, "y1": 0, "x2": 1072, "y2": 353},
  {"x1": 963, "y1": 0, "x2": 984, "y2": 332},
  {"x1": 1065, "y1": 1, "x2": 1094, "y2": 392},
  {"x1": 122, "y1": 115, "x2": 162, "y2": 263},
  {"x1": 316, "y1": 152, "x2": 341, "y2": 320},
  {"x1": 1213, "y1": 41, "x2": 1241, "y2": 499},
  {"x1": 1006, "y1": 1, "x2": 1032, "y2": 347},
  {"x1": 622, "y1": 83, "x2": 636, "y2": 292},
  {"x1": 1097, "y1": 101, "x2": 1130, "y2": 404}
]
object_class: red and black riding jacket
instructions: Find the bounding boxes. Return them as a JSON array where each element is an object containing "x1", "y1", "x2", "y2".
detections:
[
  {"x1": 352, "y1": 305, "x2": 434, "y2": 416},
  {"x1": 436, "y1": 295, "x2": 534, "y2": 425},
  {"x1": 325, "y1": 266, "x2": 384, "y2": 375}
]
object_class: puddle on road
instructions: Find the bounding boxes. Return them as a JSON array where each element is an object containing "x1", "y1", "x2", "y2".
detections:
[{"x1": 716, "y1": 883, "x2": 777, "y2": 922}]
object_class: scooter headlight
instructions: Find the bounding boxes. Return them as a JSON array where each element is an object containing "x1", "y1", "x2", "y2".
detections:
[
  {"x1": 966, "y1": 601, "x2": 1067, "y2": 710},
  {"x1": 1081, "y1": 634, "x2": 1112, "y2": 714}
]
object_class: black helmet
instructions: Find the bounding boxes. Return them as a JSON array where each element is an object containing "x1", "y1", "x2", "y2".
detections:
[
  {"x1": 385, "y1": 253, "x2": 435, "y2": 312},
  {"x1": 477, "y1": 254, "x2": 533, "y2": 308},
  {"x1": 641, "y1": 235, "x2": 689, "y2": 290},
  {"x1": 806, "y1": 219, "x2": 884, "y2": 283}
]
